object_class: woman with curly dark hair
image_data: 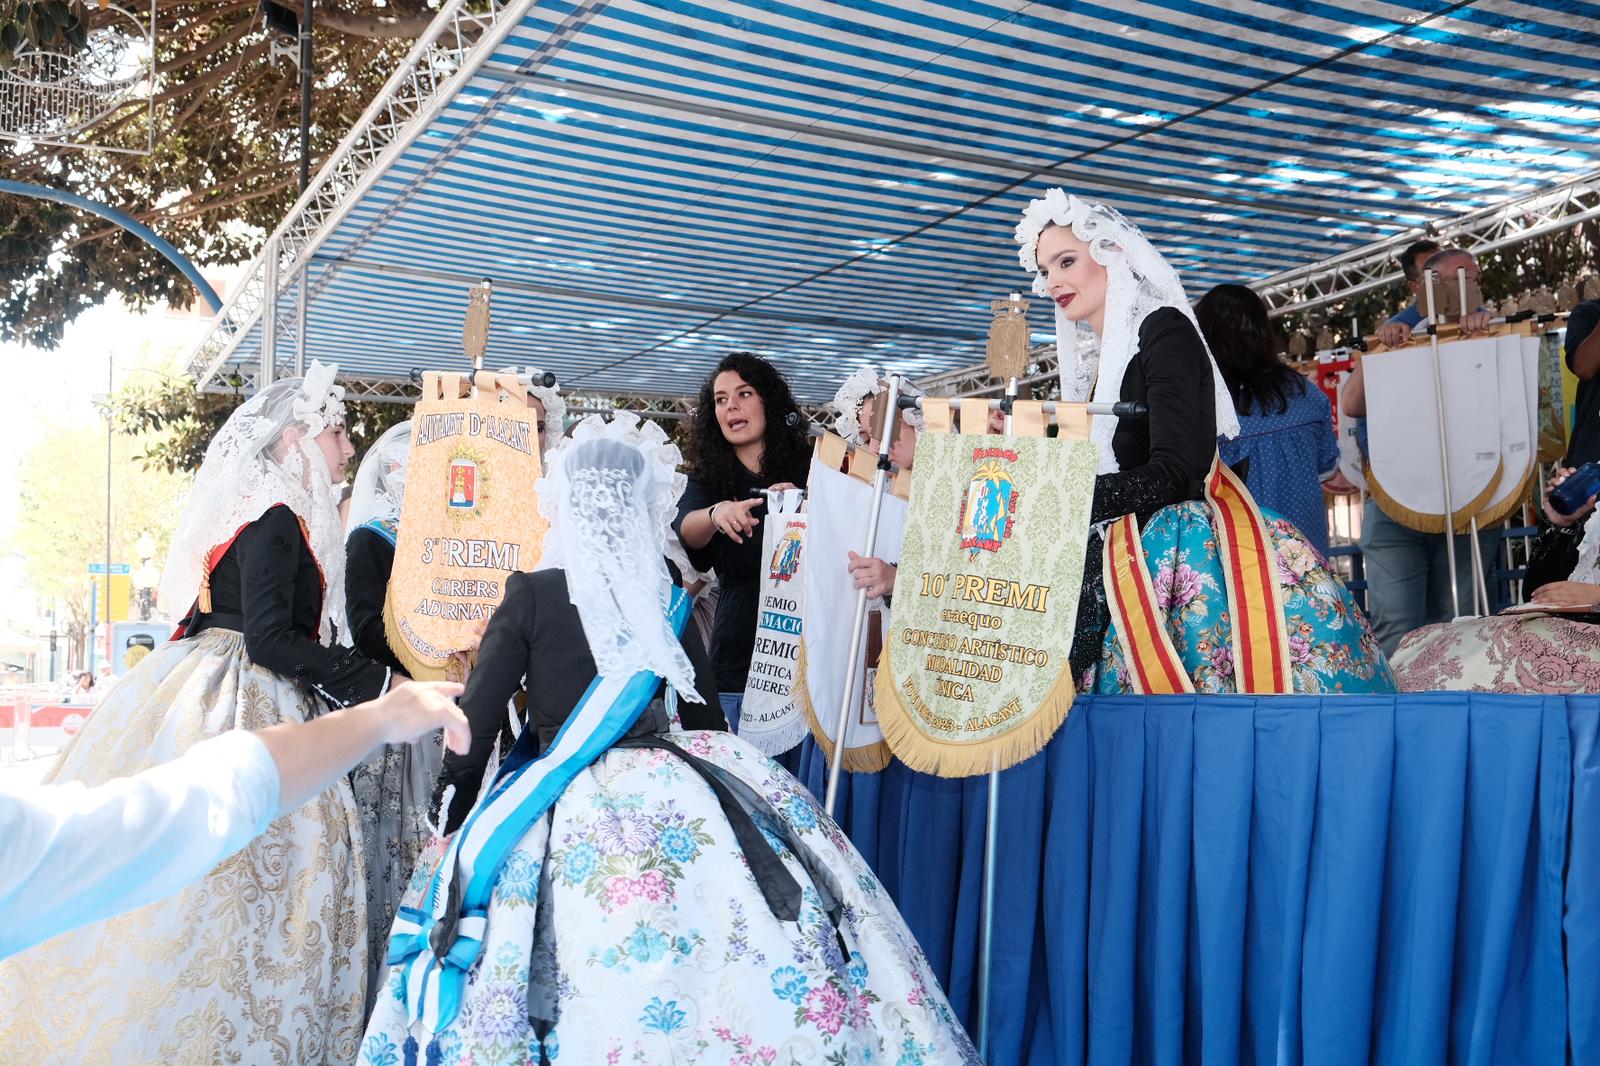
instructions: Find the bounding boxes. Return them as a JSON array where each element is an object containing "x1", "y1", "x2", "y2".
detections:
[
  {"x1": 673, "y1": 352, "x2": 810, "y2": 731},
  {"x1": 1197, "y1": 282, "x2": 1340, "y2": 557}
]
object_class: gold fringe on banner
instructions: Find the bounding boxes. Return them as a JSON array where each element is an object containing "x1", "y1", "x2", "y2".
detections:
[
  {"x1": 872, "y1": 640, "x2": 1077, "y2": 779},
  {"x1": 382, "y1": 594, "x2": 457, "y2": 682},
  {"x1": 1366, "y1": 459, "x2": 1502, "y2": 535},
  {"x1": 794, "y1": 641, "x2": 892, "y2": 773}
]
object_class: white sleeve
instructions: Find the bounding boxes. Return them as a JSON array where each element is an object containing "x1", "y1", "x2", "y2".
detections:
[{"x1": 0, "y1": 730, "x2": 281, "y2": 960}]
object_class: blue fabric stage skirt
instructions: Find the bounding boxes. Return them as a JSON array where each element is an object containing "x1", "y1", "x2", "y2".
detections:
[{"x1": 792, "y1": 694, "x2": 1598, "y2": 1065}]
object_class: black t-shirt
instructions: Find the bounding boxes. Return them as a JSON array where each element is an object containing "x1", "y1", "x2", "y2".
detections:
[
  {"x1": 674, "y1": 463, "x2": 809, "y2": 693},
  {"x1": 1566, "y1": 299, "x2": 1600, "y2": 467}
]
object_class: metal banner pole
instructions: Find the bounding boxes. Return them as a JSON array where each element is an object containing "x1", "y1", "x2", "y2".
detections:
[
  {"x1": 976, "y1": 375, "x2": 1019, "y2": 1058},
  {"x1": 1422, "y1": 270, "x2": 1463, "y2": 618},
  {"x1": 824, "y1": 374, "x2": 902, "y2": 817},
  {"x1": 1455, "y1": 265, "x2": 1490, "y2": 614}
]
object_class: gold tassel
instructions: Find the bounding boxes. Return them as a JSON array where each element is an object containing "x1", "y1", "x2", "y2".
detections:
[
  {"x1": 383, "y1": 590, "x2": 452, "y2": 681},
  {"x1": 986, "y1": 295, "x2": 1030, "y2": 382},
  {"x1": 1365, "y1": 459, "x2": 1502, "y2": 535},
  {"x1": 794, "y1": 641, "x2": 891, "y2": 773},
  {"x1": 871, "y1": 651, "x2": 1076, "y2": 779}
]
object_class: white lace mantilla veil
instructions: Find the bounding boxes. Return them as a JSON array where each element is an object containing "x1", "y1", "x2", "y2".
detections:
[
  {"x1": 535, "y1": 412, "x2": 702, "y2": 701},
  {"x1": 1014, "y1": 188, "x2": 1240, "y2": 473},
  {"x1": 348, "y1": 420, "x2": 412, "y2": 531},
  {"x1": 830, "y1": 365, "x2": 925, "y2": 445},
  {"x1": 498, "y1": 364, "x2": 567, "y2": 455},
  {"x1": 158, "y1": 360, "x2": 350, "y2": 644}
]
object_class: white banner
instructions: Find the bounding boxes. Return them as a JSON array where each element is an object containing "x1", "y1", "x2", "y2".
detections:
[
  {"x1": 1364, "y1": 336, "x2": 1502, "y2": 532},
  {"x1": 797, "y1": 457, "x2": 907, "y2": 773},
  {"x1": 1477, "y1": 334, "x2": 1540, "y2": 525},
  {"x1": 738, "y1": 489, "x2": 809, "y2": 755}
]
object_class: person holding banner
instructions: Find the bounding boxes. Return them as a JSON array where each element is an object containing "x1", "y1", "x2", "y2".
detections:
[
  {"x1": 344, "y1": 419, "x2": 451, "y2": 1008},
  {"x1": 366, "y1": 416, "x2": 978, "y2": 1066},
  {"x1": 835, "y1": 365, "x2": 922, "y2": 599},
  {"x1": 675, "y1": 352, "x2": 811, "y2": 732},
  {"x1": 0, "y1": 362, "x2": 394, "y2": 1061},
  {"x1": 1016, "y1": 190, "x2": 1391, "y2": 693}
]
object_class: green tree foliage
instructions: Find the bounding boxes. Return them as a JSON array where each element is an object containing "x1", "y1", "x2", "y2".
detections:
[
  {"x1": 10, "y1": 420, "x2": 189, "y2": 655},
  {"x1": 0, "y1": 1, "x2": 442, "y2": 348},
  {"x1": 112, "y1": 373, "x2": 411, "y2": 474}
]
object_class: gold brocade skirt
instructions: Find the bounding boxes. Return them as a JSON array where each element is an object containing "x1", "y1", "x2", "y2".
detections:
[{"x1": 0, "y1": 628, "x2": 368, "y2": 1064}]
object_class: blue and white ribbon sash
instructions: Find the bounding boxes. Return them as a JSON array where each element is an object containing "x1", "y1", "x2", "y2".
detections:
[{"x1": 390, "y1": 587, "x2": 691, "y2": 1036}]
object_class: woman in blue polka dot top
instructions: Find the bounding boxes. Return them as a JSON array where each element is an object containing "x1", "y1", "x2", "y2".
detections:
[{"x1": 1196, "y1": 284, "x2": 1339, "y2": 558}]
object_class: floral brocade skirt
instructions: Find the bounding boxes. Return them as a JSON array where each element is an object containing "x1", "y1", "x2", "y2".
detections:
[
  {"x1": 0, "y1": 628, "x2": 368, "y2": 1064},
  {"x1": 1391, "y1": 614, "x2": 1600, "y2": 693},
  {"x1": 1095, "y1": 501, "x2": 1397, "y2": 694},
  {"x1": 360, "y1": 731, "x2": 978, "y2": 1065}
]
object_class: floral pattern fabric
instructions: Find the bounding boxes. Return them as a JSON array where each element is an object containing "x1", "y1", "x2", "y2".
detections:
[
  {"x1": 1391, "y1": 615, "x2": 1600, "y2": 693},
  {"x1": 361, "y1": 731, "x2": 978, "y2": 1066},
  {"x1": 1095, "y1": 502, "x2": 1396, "y2": 694}
]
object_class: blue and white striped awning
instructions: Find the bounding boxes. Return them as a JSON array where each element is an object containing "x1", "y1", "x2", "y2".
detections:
[{"x1": 218, "y1": 0, "x2": 1600, "y2": 401}]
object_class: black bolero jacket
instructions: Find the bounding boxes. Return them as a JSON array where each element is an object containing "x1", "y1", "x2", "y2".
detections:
[
  {"x1": 1090, "y1": 305, "x2": 1219, "y2": 525},
  {"x1": 435, "y1": 567, "x2": 726, "y2": 833},
  {"x1": 187, "y1": 504, "x2": 391, "y2": 708},
  {"x1": 344, "y1": 524, "x2": 406, "y2": 674}
]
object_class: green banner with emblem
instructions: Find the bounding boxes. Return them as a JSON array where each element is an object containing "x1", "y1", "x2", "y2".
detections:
[{"x1": 874, "y1": 430, "x2": 1097, "y2": 777}]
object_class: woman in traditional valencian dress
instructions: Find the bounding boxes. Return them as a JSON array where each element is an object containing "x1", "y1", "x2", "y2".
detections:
[
  {"x1": 0, "y1": 362, "x2": 394, "y2": 1062},
  {"x1": 344, "y1": 419, "x2": 447, "y2": 1009},
  {"x1": 1390, "y1": 469, "x2": 1600, "y2": 692},
  {"x1": 1014, "y1": 190, "x2": 1393, "y2": 693},
  {"x1": 362, "y1": 414, "x2": 977, "y2": 1066}
]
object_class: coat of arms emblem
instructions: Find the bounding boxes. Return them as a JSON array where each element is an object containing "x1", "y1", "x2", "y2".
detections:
[
  {"x1": 769, "y1": 523, "x2": 805, "y2": 582},
  {"x1": 956, "y1": 451, "x2": 1020, "y2": 558},
  {"x1": 448, "y1": 458, "x2": 477, "y2": 508}
]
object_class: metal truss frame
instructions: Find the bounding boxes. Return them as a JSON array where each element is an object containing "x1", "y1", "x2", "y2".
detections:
[
  {"x1": 202, "y1": 374, "x2": 840, "y2": 430},
  {"x1": 184, "y1": 0, "x2": 530, "y2": 389},
  {"x1": 1257, "y1": 169, "x2": 1600, "y2": 318}
]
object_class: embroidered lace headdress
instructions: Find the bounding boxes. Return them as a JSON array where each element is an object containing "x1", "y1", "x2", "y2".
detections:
[
  {"x1": 158, "y1": 360, "x2": 349, "y2": 643},
  {"x1": 347, "y1": 420, "x2": 412, "y2": 532},
  {"x1": 536, "y1": 412, "x2": 700, "y2": 699},
  {"x1": 1015, "y1": 189, "x2": 1240, "y2": 472},
  {"x1": 829, "y1": 365, "x2": 924, "y2": 446}
]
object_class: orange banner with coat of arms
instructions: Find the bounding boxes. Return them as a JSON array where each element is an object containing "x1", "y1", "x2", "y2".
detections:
[{"x1": 384, "y1": 371, "x2": 547, "y2": 679}]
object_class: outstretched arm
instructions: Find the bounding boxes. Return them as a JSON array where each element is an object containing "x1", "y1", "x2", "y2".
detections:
[{"x1": 0, "y1": 682, "x2": 466, "y2": 960}]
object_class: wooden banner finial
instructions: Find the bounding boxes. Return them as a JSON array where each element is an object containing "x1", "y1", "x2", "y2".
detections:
[
  {"x1": 987, "y1": 293, "x2": 1030, "y2": 382},
  {"x1": 463, "y1": 279, "x2": 492, "y2": 369}
]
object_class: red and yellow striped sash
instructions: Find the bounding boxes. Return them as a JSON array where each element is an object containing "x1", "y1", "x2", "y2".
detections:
[
  {"x1": 1204, "y1": 459, "x2": 1294, "y2": 693},
  {"x1": 1103, "y1": 513, "x2": 1194, "y2": 694}
]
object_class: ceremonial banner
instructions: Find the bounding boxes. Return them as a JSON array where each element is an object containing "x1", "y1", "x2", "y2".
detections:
[
  {"x1": 385, "y1": 371, "x2": 547, "y2": 678},
  {"x1": 1477, "y1": 334, "x2": 1540, "y2": 526},
  {"x1": 795, "y1": 436, "x2": 908, "y2": 773},
  {"x1": 1364, "y1": 337, "x2": 1502, "y2": 533},
  {"x1": 739, "y1": 488, "x2": 809, "y2": 756},
  {"x1": 874, "y1": 400, "x2": 1097, "y2": 777}
]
